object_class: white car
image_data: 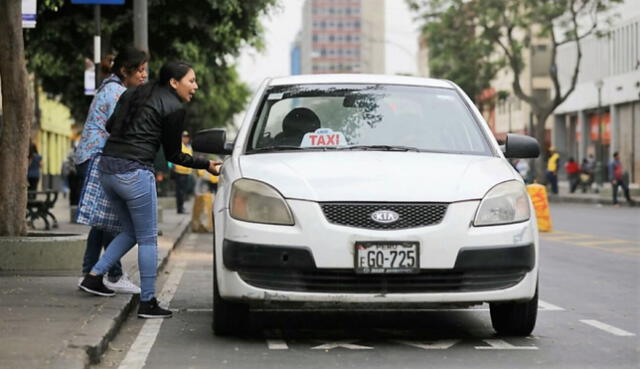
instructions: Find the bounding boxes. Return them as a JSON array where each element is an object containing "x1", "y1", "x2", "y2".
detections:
[{"x1": 193, "y1": 74, "x2": 541, "y2": 337}]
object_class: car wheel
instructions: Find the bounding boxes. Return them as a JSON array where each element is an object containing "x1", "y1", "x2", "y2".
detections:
[
  {"x1": 212, "y1": 260, "x2": 249, "y2": 336},
  {"x1": 489, "y1": 285, "x2": 538, "y2": 336}
]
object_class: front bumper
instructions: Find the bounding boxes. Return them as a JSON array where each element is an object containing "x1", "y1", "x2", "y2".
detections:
[{"x1": 215, "y1": 199, "x2": 539, "y2": 304}]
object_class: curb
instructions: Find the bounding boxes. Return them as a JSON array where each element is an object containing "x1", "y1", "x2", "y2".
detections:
[
  {"x1": 549, "y1": 196, "x2": 614, "y2": 205},
  {"x1": 53, "y1": 215, "x2": 192, "y2": 368}
]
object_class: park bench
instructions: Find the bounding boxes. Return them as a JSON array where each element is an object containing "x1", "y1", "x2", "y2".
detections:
[{"x1": 26, "y1": 190, "x2": 59, "y2": 230}]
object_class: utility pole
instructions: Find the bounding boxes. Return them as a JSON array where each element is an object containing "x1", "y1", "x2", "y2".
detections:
[
  {"x1": 94, "y1": 4, "x2": 101, "y2": 89},
  {"x1": 133, "y1": 0, "x2": 148, "y2": 52},
  {"x1": 595, "y1": 79, "x2": 604, "y2": 192}
]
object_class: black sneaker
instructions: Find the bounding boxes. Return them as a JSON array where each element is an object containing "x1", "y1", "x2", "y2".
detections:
[
  {"x1": 138, "y1": 298, "x2": 172, "y2": 319},
  {"x1": 79, "y1": 274, "x2": 115, "y2": 297}
]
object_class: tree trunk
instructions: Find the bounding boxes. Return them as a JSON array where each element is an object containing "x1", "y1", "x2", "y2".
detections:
[
  {"x1": 533, "y1": 112, "x2": 550, "y2": 185},
  {"x1": 0, "y1": 0, "x2": 33, "y2": 236}
]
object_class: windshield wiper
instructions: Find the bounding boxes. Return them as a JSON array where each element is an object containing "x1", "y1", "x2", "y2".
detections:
[
  {"x1": 249, "y1": 145, "x2": 336, "y2": 153},
  {"x1": 340, "y1": 145, "x2": 421, "y2": 152}
]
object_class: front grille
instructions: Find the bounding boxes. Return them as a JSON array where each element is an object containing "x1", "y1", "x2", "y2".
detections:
[
  {"x1": 321, "y1": 202, "x2": 448, "y2": 230},
  {"x1": 238, "y1": 268, "x2": 526, "y2": 293}
]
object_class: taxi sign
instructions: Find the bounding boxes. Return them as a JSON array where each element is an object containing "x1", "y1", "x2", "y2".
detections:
[{"x1": 301, "y1": 128, "x2": 347, "y2": 148}]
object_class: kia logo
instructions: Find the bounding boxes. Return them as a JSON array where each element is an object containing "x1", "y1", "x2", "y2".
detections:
[{"x1": 371, "y1": 210, "x2": 400, "y2": 224}]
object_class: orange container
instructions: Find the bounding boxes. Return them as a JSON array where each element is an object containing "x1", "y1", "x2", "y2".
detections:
[{"x1": 526, "y1": 184, "x2": 552, "y2": 232}]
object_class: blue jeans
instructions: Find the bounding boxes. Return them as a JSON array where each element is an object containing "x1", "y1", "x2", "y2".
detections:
[
  {"x1": 91, "y1": 169, "x2": 158, "y2": 301},
  {"x1": 77, "y1": 160, "x2": 122, "y2": 278}
]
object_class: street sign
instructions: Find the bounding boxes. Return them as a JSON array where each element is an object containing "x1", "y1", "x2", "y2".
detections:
[
  {"x1": 84, "y1": 68, "x2": 96, "y2": 96},
  {"x1": 22, "y1": 0, "x2": 37, "y2": 29},
  {"x1": 71, "y1": 0, "x2": 125, "y2": 4}
]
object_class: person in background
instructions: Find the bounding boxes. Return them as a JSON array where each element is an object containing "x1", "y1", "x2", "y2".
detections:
[
  {"x1": 172, "y1": 130, "x2": 193, "y2": 214},
  {"x1": 546, "y1": 146, "x2": 560, "y2": 194},
  {"x1": 608, "y1": 152, "x2": 635, "y2": 206},
  {"x1": 580, "y1": 157, "x2": 594, "y2": 193},
  {"x1": 564, "y1": 157, "x2": 580, "y2": 193},
  {"x1": 75, "y1": 47, "x2": 149, "y2": 294},
  {"x1": 515, "y1": 159, "x2": 530, "y2": 184},
  {"x1": 79, "y1": 61, "x2": 222, "y2": 319},
  {"x1": 27, "y1": 142, "x2": 42, "y2": 193}
]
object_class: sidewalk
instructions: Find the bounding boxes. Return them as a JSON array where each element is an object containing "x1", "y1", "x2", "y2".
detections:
[
  {"x1": 0, "y1": 196, "x2": 194, "y2": 369},
  {"x1": 549, "y1": 180, "x2": 639, "y2": 206}
]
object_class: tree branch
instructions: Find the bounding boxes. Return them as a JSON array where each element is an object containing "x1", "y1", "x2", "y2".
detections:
[
  {"x1": 559, "y1": 0, "x2": 584, "y2": 105},
  {"x1": 502, "y1": 23, "x2": 538, "y2": 110}
]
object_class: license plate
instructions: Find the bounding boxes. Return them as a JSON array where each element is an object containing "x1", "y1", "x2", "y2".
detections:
[{"x1": 355, "y1": 241, "x2": 419, "y2": 274}]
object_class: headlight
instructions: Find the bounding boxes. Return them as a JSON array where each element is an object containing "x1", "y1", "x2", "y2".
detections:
[
  {"x1": 230, "y1": 179, "x2": 294, "y2": 225},
  {"x1": 474, "y1": 181, "x2": 530, "y2": 226}
]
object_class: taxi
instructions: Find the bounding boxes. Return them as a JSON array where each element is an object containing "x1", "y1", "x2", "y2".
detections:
[{"x1": 193, "y1": 74, "x2": 541, "y2": 336}]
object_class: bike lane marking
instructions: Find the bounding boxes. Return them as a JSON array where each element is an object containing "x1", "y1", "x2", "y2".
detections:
[
  {"x1": 475, "y1": 339, "x2": 538, "y2": 350},
  {"x1": 311, "y1": 340, "x2": 374, "y2": 350},
  {"x1": 267, "y1": 339, "x2": 289, "y2": 350},
  {"x1": 395, "y1": 340, "x2": 460, "y2": 350}
]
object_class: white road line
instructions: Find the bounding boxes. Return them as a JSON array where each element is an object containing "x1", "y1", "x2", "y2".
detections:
[
  {"x1": 580, "y1": 320, "x2": 636, "y2": 337},
  {"x1": 267, "y1": 339, "x2": 289, "y2": 350},
  {"x1": 538, "y1": 300, "x2": 565, "y2": 311},
  {"x1": 475, "y1": 339, "x2": 538, "y2": 350},
  {"x1": 118, "y1": 262, "x2": 187, "y2": 369}
]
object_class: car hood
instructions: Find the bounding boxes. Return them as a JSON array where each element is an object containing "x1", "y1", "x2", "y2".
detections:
[{"x1": 238, "y1": 151, "x2": 515, "y2": 202}]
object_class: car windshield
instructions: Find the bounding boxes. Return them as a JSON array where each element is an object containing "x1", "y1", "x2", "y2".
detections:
[{"x1": 248, "y1": 84, "x2": 491, "y2": 155}]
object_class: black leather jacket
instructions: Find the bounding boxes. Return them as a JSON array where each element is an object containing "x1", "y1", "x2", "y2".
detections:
[{"x1": 103, "y1": 85, "x2": 208, "y2": 170}]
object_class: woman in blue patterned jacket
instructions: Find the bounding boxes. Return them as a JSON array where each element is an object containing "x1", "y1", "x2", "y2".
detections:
[{"x1": 75, "y1": 47, "x2": 148, "y2": 294}]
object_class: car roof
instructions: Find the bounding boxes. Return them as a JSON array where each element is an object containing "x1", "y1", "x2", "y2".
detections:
[{"x1": 267, "y1": 74, "x2": 455, "y2": 89}]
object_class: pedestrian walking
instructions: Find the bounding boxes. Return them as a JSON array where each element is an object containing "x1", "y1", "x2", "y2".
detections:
[
  {"x1": 27, "y1": 142, "x2": 42, "y2": 193},
  {"x1": 608, "y1": 152, "x2": 635, "y2": 206},
  {"x1": 546, "y1": 147, "x2": 560, "y2": 194},
  {"x1": 172, "y1": 130, "x2": 193, "y2": 214},
  {"x1": 75, "y1": 47, "x2": 148, "y2": 294},
  {"x1": 565, "y1": 157, "x2": 580, "y2": 193},
  {"x1": 79, "y1": 61, "x2": 222, "y2": 319}
]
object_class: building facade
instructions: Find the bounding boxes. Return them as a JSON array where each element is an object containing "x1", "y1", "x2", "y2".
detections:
[
  {"x1": 553, "y1": 2, "x2": 640, "y2": 184},
  {"x1": 299, "y1": 0, "x2": 385, "y2": 74}
]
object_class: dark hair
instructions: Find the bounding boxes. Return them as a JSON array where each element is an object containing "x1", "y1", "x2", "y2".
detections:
[
  {"x1": 109, "y1": 46, "x2": 148, "y2": 80},
  {"x1": 100, "y1": 54, "x2": 116, "y2": 75},
  {"x1": 28, "y1": 142, "x2": 38, "y2": 159},
  {"x1": 613, "y1": 152, "x2": 619, "y2": 157},
  {"x1": 110, "y1": 61, "x2": 193, "y2": 136}
]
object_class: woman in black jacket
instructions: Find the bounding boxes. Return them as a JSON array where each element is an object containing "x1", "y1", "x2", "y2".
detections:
[{"x1": 79, "y1": 61, "x2": 221, "y2": 318}]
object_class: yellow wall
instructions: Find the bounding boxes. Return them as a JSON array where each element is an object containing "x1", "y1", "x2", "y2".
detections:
[{"x1": 36, "y1": 90, "x2": 73, "y2": 176}]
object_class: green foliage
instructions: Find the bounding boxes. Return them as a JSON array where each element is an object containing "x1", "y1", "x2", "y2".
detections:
[
  {"x1": 409, "y1": 0, "x2": 502, "y2": 102},
  {"x1": 410, "y1": 0, "x2": 621, "y2": 109},
  {"x1": 25, "y1": 0, "x2": 276, "y2": 130}
]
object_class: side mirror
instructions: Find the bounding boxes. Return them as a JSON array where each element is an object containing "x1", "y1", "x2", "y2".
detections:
[
  {"x1": 501, "y1": 133, "x2": 540, "y2": 158},
  {"x1": 192, "y1": 128, "x2": 232, "y2": 155}
]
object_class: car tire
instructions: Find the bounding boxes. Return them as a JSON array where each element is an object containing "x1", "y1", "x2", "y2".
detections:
[
  {"x1": 489, "y1": 285, "x2": 538, "y2": 336},
  {"x1": 212, "y1": 261, "x2": 249, "y2": 336}
]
